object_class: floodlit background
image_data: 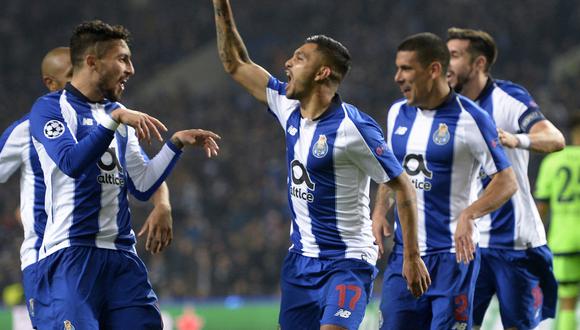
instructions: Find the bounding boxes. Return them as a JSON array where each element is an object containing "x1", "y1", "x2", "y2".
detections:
[{"x1": 0, "y1": 1, "x2": 579, "y2": 329}]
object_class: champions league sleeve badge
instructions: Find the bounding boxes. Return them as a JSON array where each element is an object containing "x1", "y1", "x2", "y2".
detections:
[
  {"x1": 312, "y1": 134, "x2": 329, "y2": 158},
  {"x1": 432, "y1": 123, "x2": 450, "y2": 145}
]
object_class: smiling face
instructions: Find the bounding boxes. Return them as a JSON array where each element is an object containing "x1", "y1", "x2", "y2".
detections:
[
  {"x1": 284, "y1": 43, "x2": 325, "y2": 100},
  {"x1": 94, "y1": 39, "x2": 134, "y2": 101},
  {"x1": 394, "y1": 50, "x2": 434, "y2": 107},
  {"x1": 446, "y1": 39, "x2": 477, "y2": 93}
]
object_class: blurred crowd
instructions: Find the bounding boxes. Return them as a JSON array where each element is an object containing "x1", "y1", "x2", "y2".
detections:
[{"x1": 0, "y1": 0, "x2": 579, "y2": 303}]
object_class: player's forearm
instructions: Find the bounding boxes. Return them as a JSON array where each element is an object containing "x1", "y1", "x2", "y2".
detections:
[
  {"x1": 388, "y1": 175, "x2": 420, "y2": 257},
  {"x1": 212, "y1": 0, "x2": 251, "y2": 74},
  {"x1": 528, "y1": 130, "x2": 565, "y2": 153},
  {"x1": 464, "y1": 167, "x2": 517, "y2": 219},
  {"x1": 372, "y1": 183, "x2": 393, "y2": 220},
  {"x1": 151, "y1": 182, "x2": 171, "y2": 210}
]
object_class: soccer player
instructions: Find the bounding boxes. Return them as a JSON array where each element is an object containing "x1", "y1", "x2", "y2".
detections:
[
  {"x1": 447, "y1": 27, "x2": 564, "y2": 330},
  {"x1": 1, "y1": 46, "x2": 176, "y2": 328},
  {"x1": 211, "y1": 1, "x2": 430, "y2": 329},
  {"x1": 535, "y1": 114, "x2": 580, "y2": 330},
  {"x1": 375, "y1": 32, "x2": 517, "y2": 330},
  {"x1": 29, "y1": 20, "x2": 220, "y2": 329}
]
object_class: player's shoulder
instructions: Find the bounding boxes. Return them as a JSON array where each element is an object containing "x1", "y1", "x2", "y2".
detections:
[
  {"x1": 493, "y1": 79, "x2": 536, "y2": 107},
  {"x1": 31, "y1": 91, "x2": 63, "y2": 113},
  {"x1": 456, "y1": 94, "x2": 492, "y2": 122},
  {"x1": 266, "y1": 75, "x2": 287, "y2": 95},
  {"x1": 0, "y1": 113, "x2": 31, "y2": 142},
  {"x1": 342, "y1": 102, "x2": 379, "y2": 126}
]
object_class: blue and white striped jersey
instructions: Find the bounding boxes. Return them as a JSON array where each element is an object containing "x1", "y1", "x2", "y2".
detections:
[
  {"x1": 0, "y1": 114, "x2": 46, "y2": 270},
  {"x1": 266, "y1": 76, "x2": 404, "y2": 266},
  {"x1": 475, "y1": 79, "x2": 547, "y2": 249},
  {"x1": 29, "y1": 83, "x2": 182, "y2": 259},
  {"x1": 386, "y1": 92, "x2": 511, "y2": 255}
]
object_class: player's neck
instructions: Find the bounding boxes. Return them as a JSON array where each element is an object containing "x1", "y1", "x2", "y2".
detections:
[
  {"x1": 462, "y1": 73, "x2": 489, "y2": 101},
  {"x1": 421, "y1": 79, "x2": 451, "y2": 110},
  {"x1": 299, "y1": 86, "x2": 335, "y2": 120},
  {"x1": 70, "y1": 74, "x2": 104, "y2": 103}
]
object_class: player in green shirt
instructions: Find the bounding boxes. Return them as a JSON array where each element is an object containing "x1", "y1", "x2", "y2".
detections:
[{"x1": 535, "y1": 114, "x2": 580, "y2": 330}]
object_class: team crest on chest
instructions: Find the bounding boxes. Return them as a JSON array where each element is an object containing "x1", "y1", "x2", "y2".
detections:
[
  {"x1": 312, "y1": 134, "x2": 328, "y2": 158},
  {"x1": 432, "y1": 123, "x2": 450, "y2": 145}
]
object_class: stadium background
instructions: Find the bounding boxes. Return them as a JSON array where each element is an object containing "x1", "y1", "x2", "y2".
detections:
[{"x1": 0, "y1": 0, "x2": 579, "y2": 328}]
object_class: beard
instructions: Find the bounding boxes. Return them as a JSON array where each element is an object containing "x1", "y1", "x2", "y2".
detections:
[{"x1": 97, "y1": 72, "x2": 123, "y2": 102}]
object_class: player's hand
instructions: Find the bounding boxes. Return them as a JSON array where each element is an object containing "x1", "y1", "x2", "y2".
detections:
[
  {"x1": 371, "y1": 213, "x2": 392, "y2": 259},
  {"x1": 497, "y1": 128, "x2": 518, "y2": 148},
  {"x1": 454, "y1": 211, "x2": 476, "y2": 264},
  {"x1": 110, "y1": 108, "x2": 168, "y2": 144},
  {"x1": 402, "y1": 254, "x2": 431, "y2": 298},
  {"x1": 170, "y1": 129, "x2": 221, "y2": 157},
  {"x1": 138, "y1": 203, "x2": 173, "y2": 254}
]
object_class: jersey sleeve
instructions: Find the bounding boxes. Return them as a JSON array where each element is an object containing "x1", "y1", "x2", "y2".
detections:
[
  {"x1": 29, "y1": 95, "x2": 119, "y2": 178},
  {"x1": 534, "y1": 154, "x2": 554, "y2": 201},
  {"x1": 499, "y1": 82, "x2": 546, "y2": 133},
  {"x1": 123, "y1": 126, "x2": 181, "y2": 201},
  {"x1": 465, "y1": 106, "x2": 512, "y2": 176},
  {"x1": 0, "y1": 118, "x2": 27, "y2": 182},
  {"x1": 265, "y1": 76, "x2": 300, "y2": 129},
  {"x1": 345, "y1": 106, "x2": 404, "y2": 183}
]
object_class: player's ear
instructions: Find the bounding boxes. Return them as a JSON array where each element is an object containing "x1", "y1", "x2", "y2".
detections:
[
  {"x1": 85, "y1": 54, "x2": 97, "y2": 71},
  {"x1": 429, "y1": 61, "x2": 443, "y2": 79},
  {"x1": 315, "y1": 66, "x2": 332, "y2": 82},
  {"x1": 474, "y1": 55, "x2": 487, "y2": 72},
  {"x1": 42, "y1": 76, "x2": 54, "y2": 91}
]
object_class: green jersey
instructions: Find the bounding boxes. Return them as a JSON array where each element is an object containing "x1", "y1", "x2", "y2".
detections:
[{"x1": 535, "y1": 146, "x2": 580, "y2": 253}]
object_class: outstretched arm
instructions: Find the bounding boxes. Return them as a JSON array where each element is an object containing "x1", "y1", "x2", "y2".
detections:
[
  {"x1": 385, "y1": 173, "x2": 431, "y2": 297},
  {"x1": 212, "y1": 0, "x2": 270, "y2": 103},
  {"x1": 455, "y1": 167, "x2": 517, "y2": 264}
]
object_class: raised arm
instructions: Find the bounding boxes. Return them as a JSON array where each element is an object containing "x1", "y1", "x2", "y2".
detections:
[
  {"x1": 212, "y1": 0, "x2": 270, "y2": 103},
  {"x1": 455, "y1": 167, "x2": 518, "y2": 263}
]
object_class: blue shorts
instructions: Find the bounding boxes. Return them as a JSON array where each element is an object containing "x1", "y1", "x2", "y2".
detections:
[
  {"x1": 380, "y1": 251, "x2": 480, "y2": 330},
  {"x1": 279, "y1": 252, "x2": 377, "y2": 330},
  {"x1": 473, "y1": 246, "x2": 557, "y2": 329},
  {"x1": 35, "y1": 246, "x2": 162, "y2": 329},
  {"x1": 22, "y1": 264, "x2": 37, "y2": 328}
]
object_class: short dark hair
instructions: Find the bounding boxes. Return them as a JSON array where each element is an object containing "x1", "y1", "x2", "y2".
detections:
[
  {"x1": 397, "y1": 32, "x2": 450, "y2": 73},
  {"x1": 447, "y1": 27, "x2": 497, "y2": 72},
  {"x1": 70, "y1": 20, "x2": 131, "y2": 69},
  {"x1": 305, "y1": 35, "x2": 351, "y2": 83}
]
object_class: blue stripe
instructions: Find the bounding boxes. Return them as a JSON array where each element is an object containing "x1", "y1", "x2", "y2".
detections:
[
  {"x1": 115, "y1": 131, "x2": 133, "y2": 249},
  {"x1": 285, "y1": 110, "x2": 303, "y2": 253},
  {"x1": 423, "y1": 105, "x2": 462, "y2": 251},
  {"x1": 306, "y1": 107, "x2": 345, "y2": 258},
  {"x1": 345, "y1": 105, "x2": 404, "y2": 180},
  {"x1": 29, "y1": 138, "x2": 47, "y2": 255},
  {"x1": 69, "y1": 112, "x2": 101, "y2": 247},
  {"x1": 389, "y1": 104, "x2": 416, "y2": 249},
  {"x1": 69, "y1": 165, "x2": 101, "y2": 246}
]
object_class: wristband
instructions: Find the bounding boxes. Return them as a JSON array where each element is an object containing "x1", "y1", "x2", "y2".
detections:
[{"x1": 515, "y1": 134, "x2": 531, "y2": 149}]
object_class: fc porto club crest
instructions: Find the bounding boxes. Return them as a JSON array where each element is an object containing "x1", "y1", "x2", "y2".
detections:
[
  {"x1": 312, "y1": 134, "x2": 328, "y2": 158},
  {"x1": 432, "y1": 123, "x2": 450, "y2": 145}
]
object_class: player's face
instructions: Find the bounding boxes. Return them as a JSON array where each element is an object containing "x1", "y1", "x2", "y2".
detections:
[
  {"x1": 284, "y1": 43, "x2": 322, "y2": 100},
  {"x1": 446, "y1": 39, "x2": 476, "y2": 93},
  {"x1": 95, "y1": 40, "x2": 134, "y2": 102},
  {"x1": 394, "y1": 50, "x2": 433, "y2": 107}
]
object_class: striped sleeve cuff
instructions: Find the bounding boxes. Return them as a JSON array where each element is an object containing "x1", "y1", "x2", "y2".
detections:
[{"x1": 100, "y1": 115, "x2": 120, "y2": 131}]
